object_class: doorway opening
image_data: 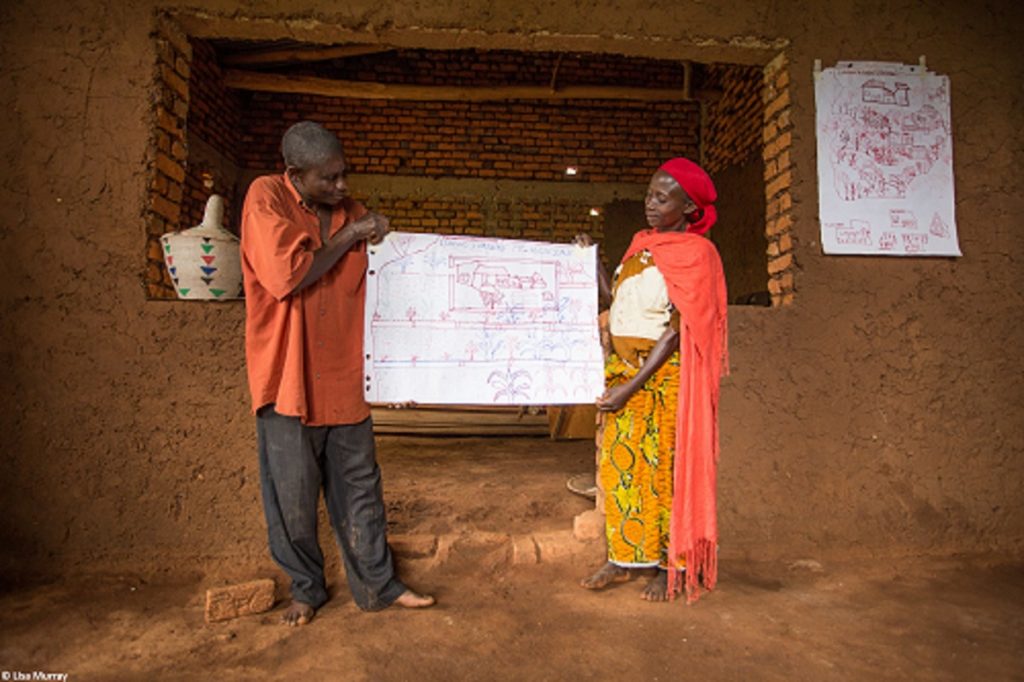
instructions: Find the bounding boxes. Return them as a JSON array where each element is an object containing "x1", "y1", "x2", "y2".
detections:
[{"x1": 144, "y1": 18, "x2": 794, "y2": 307}]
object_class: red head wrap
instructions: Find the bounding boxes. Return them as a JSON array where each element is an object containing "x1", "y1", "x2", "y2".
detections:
[{"x1": 658, "y1": 158, "x2": 718, "y2": 236}]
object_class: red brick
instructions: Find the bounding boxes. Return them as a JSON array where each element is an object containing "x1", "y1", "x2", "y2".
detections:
[
  {"x1": 171, "y1": 140, "x2": 187, "y2": 161},
  {"x1": 156, "y1": 107, "x2": 182, "y2": 139},
  {"x1": 150, "y1": 173, "x2": 168, "y2": 194},
  {"x1": 146, "y1": 237, "x2": 165, "y2": 262},
  {"x1": 778, "y1": 192, "x2": 792, "y2": 213},
  {"x1": 147, "y1": 281, "x2": 173, "y2": 299},
  {"x1": 776, "y1": 109, "x2": 792, "y2": 131},
  {"x1": 151, "y1": 194, "x2": 181, "y2": 224},
  {"x1": 162, "y1": 64, "x2": 190, "y2": 102},
  {"x1": 155, "y1": 152, "x2": 185, "y2": 183},
  {"x1": 175, "y1": 56, "x2": 191, "y2": 80},
  {"x1": 768, "y1": 252, "x2": 793, "y2": 275},
  {"x1": 765, "y1": 171, "x2": 792, "y2": 200},
  {"x1": 764, "y1": 51, "x2": 788, "y2": 77},
  {"x1": 167, "y1": 182, "x2": 183, "y2": 204}
]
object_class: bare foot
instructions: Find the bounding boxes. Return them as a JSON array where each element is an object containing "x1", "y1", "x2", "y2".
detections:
[
  {"x1": 281, "y1": 600, "x2": 315, "y2": 626},
  {"x1": 641, "y1": 570, "x2": 669, "y2": 602},
  {"x1": 393, "y1": 588, "x2": 435, "y2": 609},
  {"x1": 580, "y1": 562, "x2": 630, "y2": 590}
]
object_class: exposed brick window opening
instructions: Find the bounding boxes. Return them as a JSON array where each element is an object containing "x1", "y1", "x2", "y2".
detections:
[
  {"x1": 145, "y1": 27, "x2": 789, "y2": 306},
  {"x1": 761, "y1": 53, "x2": 795, "y2": 307}
]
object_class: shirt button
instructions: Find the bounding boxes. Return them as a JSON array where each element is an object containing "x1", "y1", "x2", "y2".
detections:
[
  {"x1": 315, "y1": 373, "x2": 321, "y2": 380},
  {"x1": 320, "y1": 309, "x2": 326, "y2": 316}
]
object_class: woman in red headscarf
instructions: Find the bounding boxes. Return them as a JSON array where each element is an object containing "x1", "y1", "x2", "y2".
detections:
[{"x1": 578, "y1": 158, "x2": 728, "y2": 602}]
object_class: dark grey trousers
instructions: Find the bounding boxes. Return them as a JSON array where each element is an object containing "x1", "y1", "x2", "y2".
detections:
[{"x1": 256, "y1": 406, "x2": 406, "y2": 611}]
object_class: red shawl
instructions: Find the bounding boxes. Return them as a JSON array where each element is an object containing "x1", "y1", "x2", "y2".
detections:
[{"x1": 622, "y1": 229, "x2": 728, "y2": 602}]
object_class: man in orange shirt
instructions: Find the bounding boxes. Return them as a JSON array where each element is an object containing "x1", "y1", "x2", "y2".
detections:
[{"x1": 241, "y1": 121, "x2": 434, "y2": 625}]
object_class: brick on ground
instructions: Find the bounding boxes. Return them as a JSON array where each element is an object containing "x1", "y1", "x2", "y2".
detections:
[
  {"x1": 205, "y1": 578, "x2": 276, "y2": 623},
  {"x1": 511, "y1": 534, "x2": 539, "y2": 565},
  {"x1": 573, "y1": 509, "x2": 604, "y2": 541},
  {"x1": 533, "y1": 530, "x2": 586, "y2": 563}
]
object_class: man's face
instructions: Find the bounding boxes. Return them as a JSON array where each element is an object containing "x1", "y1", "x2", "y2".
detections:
[
  {"x1": 290, "y1": 154, "x2": 349, "y2": 207},
  {"x1": 644, "y1": 170, "x2": 696, "y2": 232}
]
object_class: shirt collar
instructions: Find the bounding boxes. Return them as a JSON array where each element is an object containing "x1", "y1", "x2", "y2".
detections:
[{"x1": 283, "y1": 172, "x2": 316, "y2": 213}]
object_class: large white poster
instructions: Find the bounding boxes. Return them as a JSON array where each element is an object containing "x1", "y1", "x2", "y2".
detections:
[
  {"x1": 364, "y1": 232, "x2": 605, "y2": 405},
  {"x1": 815, "y1": 61, "x2": 960, "y2": 256}
]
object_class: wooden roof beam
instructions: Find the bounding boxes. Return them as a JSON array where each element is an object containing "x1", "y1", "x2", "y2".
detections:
[
  {"x1": 223, "y1": 69, "x2": 719, "y2": 102},
  {"x1": 221, "y1": 44, "x2": 394, "y2": 67}
]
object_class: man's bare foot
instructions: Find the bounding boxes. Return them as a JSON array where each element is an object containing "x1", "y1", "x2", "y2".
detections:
[
  {"x1": 393, "y1": 588, "x2": 435, "y2": 609},
  {"x1": 642, "y1": 570, "x2": 669, "y2": 602},
  {"x1": 281, "y1": 600, "x2": 315, "y2": 626},
  {"x1": 580, "y1": 562, "x2": 630, "y2": 590}
]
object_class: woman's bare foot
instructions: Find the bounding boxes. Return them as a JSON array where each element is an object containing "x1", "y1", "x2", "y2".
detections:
[
  {"x1": 281, "y1": 600, "x2": 315, "y2": 626},
  {"x1": 393, "y1": 588, "x2": 435, "y2": 608},
  {"x1": 580, "y1": 562, "x2": 630, "y2": 590},
  {"x1": 641, "y1": 570, "x2": 669, "y2": 602}
]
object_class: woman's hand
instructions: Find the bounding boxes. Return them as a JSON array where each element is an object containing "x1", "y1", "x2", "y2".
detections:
[
  {"x1": 574, "y1": 232, "x2": 594, "y2": 248},
  {"x1": 596, "y1": 383, "x2": 635, "y2": 412}
]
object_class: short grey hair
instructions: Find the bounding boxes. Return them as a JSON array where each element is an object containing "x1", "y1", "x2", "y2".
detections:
[{"x1": 280, "y1": 121, "x2": 344, "y2": 169}]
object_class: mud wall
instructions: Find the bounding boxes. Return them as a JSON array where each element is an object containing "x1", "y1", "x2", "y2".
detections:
[{"x1": 0, "y1": 0, "x2": 1021, "y2": 577}]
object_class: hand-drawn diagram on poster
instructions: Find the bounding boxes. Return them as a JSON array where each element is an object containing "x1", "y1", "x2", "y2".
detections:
[
  {"x1": 815, "y1": 61, "x2": 961, "y2": 256},
  {"x1": 364, "y1": 232, "x2": 604, "y2": 405}
]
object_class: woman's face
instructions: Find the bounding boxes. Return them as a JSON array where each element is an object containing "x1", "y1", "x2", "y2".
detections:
[{"x1": 644, "y1": 170, "x2": 697, "y2": 232}]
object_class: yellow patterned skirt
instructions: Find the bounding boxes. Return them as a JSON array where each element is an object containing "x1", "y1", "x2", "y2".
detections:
[{"x1": 599, "y1": 351, "x2": 682, "y2": 569}]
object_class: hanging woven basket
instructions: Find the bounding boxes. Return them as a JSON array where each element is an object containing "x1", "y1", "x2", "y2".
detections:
[{"x1": 161, "y1": 195, "x2": 243, "y2": 300}]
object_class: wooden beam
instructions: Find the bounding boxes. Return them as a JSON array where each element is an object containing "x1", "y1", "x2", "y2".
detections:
[
  {"x1": 223, "y1": 69, "x2": 703, "y2": 102},
  {"x1": 222, "y1": 44, "x2": 394, "y2": 67}
]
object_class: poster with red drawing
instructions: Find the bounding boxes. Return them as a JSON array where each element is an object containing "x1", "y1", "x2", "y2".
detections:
[
  {"x1": 364, "y1": 232, "x2": 604, "y2": 404},
  {"x1": 815, "y1": 61, "x2": 961, "y2": 256}
]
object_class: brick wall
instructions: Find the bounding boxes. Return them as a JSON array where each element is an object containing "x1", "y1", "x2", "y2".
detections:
[
  {"x1": 145, "y1": 24, "x2": 192, "y2": 299},
  {"x1": 699, "y1": 62, "x2": 768, "y2": 302},
  {"x1": 701, "y1": 63, "x2": 764, "y2": 175},
  {"x1": 355, "y1": 195, "x2": 486, "y2": 235},
  {"x1": 227, "y1": 50, "x2": 696, "y2": 257},
  {"x1": 762, "y1": 52, "x2": 795, "y2": 307},
  {"x1": 144, "y1": 37, "x2": 776, "y2": 299},
  {"x1": 181, "y1": 38, "x2": 244, "y2": 234},
  {"x1": 238, "y1": 96, "x2": 700, "y2": 183},
  {"x1": 491, "y1": 199, "x2": 604, "y2": 243},
  {"x1": 352, "y1": 194, "x2": 604, "y2": 245}
]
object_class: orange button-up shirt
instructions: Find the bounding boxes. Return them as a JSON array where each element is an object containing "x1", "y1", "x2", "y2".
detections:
[{"x1": 240, "y1": 173, "x2": 370, "y2": 426}]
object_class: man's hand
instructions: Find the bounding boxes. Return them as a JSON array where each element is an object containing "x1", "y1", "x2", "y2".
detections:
[
  {"x1": 352, "y1": 212, "x2": 391, "y2": 245},
  {"x1": 293, "y1": 212, "x2": 389, "y2": 295},
  {"x1": 574, "y1": 232, "x2": 594, "y2": 248}
]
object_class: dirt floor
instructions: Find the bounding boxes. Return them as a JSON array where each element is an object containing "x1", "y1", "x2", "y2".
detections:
[{"x1": 1, "y1": 437, "x2": 1022, "y2": 681}]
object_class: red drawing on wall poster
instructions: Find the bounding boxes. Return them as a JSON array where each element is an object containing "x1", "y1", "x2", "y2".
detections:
[{"x1": 815, "y1": 61, "x2": 961, "y2": 256}]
